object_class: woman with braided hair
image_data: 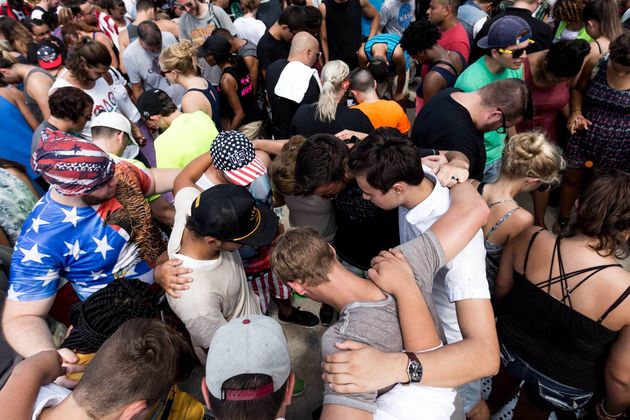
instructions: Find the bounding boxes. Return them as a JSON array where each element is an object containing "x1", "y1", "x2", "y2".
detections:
[
  {"x1": 552, "y1": 0, "x2": 592, "y2": 43},
  {"x1": 292, "y1": 60, "x2": 374, "y2": 136},
  {"x1": 159, "y1": 39, "x2": 222, "y2": 130}
]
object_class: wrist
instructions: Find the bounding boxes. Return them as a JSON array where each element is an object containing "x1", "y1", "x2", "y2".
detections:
[
  {"x1": 600, "y1": 399, "x2": 627, "y2": 418},
  {"x1": 570, "y1": 109, "x2": 582, "y2": 115}
]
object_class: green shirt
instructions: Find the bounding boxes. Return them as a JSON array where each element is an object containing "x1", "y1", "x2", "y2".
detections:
[
  {"x1": 155, "y1": 111, "x2": 219, "y2": 169},
  {"x1": 454, "y1": 57, "x2": 523, "y2": 165}
]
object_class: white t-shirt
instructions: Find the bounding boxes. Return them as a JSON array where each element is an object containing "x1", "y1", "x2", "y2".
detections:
[
  {"x1": 234, "y1": 16, "x2": 266, "y2": 46},
  {"x1": 398, "y1": 167, "x2": 488, "y2": 344},
  {"x1": 375, "y1": 383, "x2": 463, "y2": 420},
  {"x1": 32, "y1": 384, "x2": 71, "y2": 419}
]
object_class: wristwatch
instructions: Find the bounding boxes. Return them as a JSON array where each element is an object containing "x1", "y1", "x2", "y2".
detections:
[{"x1": 403, "y1": 352, "x2": 423, "y2": 384}]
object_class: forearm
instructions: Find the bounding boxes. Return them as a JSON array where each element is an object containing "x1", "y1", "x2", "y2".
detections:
[
  {"x1": 149, "y1": 168, "x2": 181, "y2": 195},
  {"x1": 130, "y1": 83, "x2": 143, "y2": 103},
  {"x1": 368, "y1": 14, "x2": 379, "y2": 38},
  {"x1": 3, "y1": 315, "x2": 56, "y2": 357},
  {"x1": 231, "y1": 110, "x2": 245, "y2": 129},
  {"x1": 395, "y1": 288, "x2": 441, "y2": 351},
  {"x1": 569, "y1": 88, "x2": 584, "y2": 115},
  {"x1": 604, "y1": 368, "x2": 630, "y2": 414},
  {"x1": 252, "y1": 139, "x2": 288, "y2": 155},
  {"x1": 0, "y1": 364, "x2": 48, "y2": 419},
  {"x1": 442, "y1": 151, "x2": 469, "y2": 170}
]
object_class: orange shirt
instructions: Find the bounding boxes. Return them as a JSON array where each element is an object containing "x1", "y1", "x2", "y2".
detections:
[{"x1": 352, "y1": 100, "x2": 411, "y2": 134}]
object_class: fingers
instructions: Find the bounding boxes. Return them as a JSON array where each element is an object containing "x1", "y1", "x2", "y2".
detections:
[
  {"x1": 328, "y1": 383, "x2": 363, "y2": 394},
  {"x1": 322, "y1": 372, "x2": 356, "y2": 386},
  {"x1": 333, "y1": 340, "x2": 366, "y2": 351},
  {"x1": 166, "y1": 288, "x2": 181, "y2": 299},
  {"x1": 54, "y1": 375, "x2": 80, "y2": 389},
  {"x1": 57, "y1": 347, "x2": 78, "y2": 364}
]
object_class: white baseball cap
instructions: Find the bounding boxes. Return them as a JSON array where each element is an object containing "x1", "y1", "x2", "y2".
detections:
[
  {"x1": 205, "y1": 315, "x2": 291, "y2": 400},
  {"x1": 91, "y1": 112, "x2": 139, "y2": 159}
]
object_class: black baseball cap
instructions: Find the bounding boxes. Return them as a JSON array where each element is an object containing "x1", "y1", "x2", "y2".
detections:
[
  {"x1": 136, "y1": 89, "x2": 172, "y2": 118},
  {"x1": 197, "y1": 35, "x2": 231, "y2": 58},
  {"x1": 190, "y1": 184, "x2": 278, "y2": 247}
]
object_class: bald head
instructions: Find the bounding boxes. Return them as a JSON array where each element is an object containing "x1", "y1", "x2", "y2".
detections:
[{"x1": 289, "y1": 32, "x2": 319, "y2": 57}]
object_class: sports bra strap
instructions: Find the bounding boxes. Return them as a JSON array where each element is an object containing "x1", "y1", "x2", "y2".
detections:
[
  {"x1": 476, "y1": 182, "x2": 486, "y2": 195},
  {"x1": 598, "y1": 278, "x2": 629, "y2": 323},
  {"x1": 432, "y1": 60, "x2": 458, "y2": 76},
  {"x1": 523, "y1": 228, "x2": 546, "y2": 276}
]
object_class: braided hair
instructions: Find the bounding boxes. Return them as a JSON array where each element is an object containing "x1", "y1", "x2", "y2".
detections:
[{"x1": 61, "y1": 278, "x2": 161, "y2": 353}]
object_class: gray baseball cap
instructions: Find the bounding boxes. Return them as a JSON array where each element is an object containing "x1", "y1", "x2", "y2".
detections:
[{"x1": 205, "y1": 315, "x2": 291, "y2": 400}]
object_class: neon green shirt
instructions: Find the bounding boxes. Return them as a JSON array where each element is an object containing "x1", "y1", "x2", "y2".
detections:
[
  {"x1": 155, "y1": 111, "x2": 219, "y2": 169},
  {"x1": 454, "y1": 56, "x2": 523, "y2": 165}
]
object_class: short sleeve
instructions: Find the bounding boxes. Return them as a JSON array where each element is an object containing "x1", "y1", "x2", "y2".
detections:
[
  {"x1": 116, "y1": 161, "x2": 152, "y2": 195},
  {"x1": 442, "y1": 232, "x2": 490, "y2": 302},
  {"x1": 396, "y1": 106, "x2": 411, "y2": 134},
  {"x1": 122, "y1": 47, "x2": 141, "y2": 84},
  {"x1": 397, "y1": 230, "x2": 445, "y2": 288},
  {"x1": 354, "y1": 109, "x2": 374, "y2": 134},
  {"x1": 9, "y1": 234, "x2": 61, "y2": 301}
]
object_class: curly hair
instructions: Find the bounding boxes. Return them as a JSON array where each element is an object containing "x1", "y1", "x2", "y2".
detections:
[
  {"x1": 49, "y1": 87, "x2": 94, "y2": 121},
  {"x1": 545, "y1": 39, "x2": 590, "y2": 79},
  {"x1": 568, "y1": 171, "x2": 630, "y2": 259},
  {"x1": 400, "y1": 20, "x2": 441, "y2": 56},
  {"x1": 159, "y1": 39, "x2": 198, "y2": 76}
]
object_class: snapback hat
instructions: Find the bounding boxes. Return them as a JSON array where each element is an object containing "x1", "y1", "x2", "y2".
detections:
[
  {"x1": 36, "y1": 40, "x2": 63, "y2": 70},
  {"x1": 136, "y1": 88, "x2": 173, "y2": 119},
  {"x1": 205, "y1": 315, "x2": 291, "y2": 401},
  {"x1": 91, "y1": 112, "x2": 139, "y2": 159},
  {"x1": 210, "y1": 131, "x2": 267, "y2": 186},
  {"x1": 190, "y1": 184, "x2": 278, "y2": 247},
  {"x1": 197, "y1": 35, "x2": 232, "y2": 58},
  {"x1": 477, "y1": 16, "x2": 531, "y2": 49}
]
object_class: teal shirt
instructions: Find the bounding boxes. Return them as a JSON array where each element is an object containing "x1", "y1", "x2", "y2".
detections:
[{"x1": 454, "y1": 56, "x2": 523, "y2": 165}]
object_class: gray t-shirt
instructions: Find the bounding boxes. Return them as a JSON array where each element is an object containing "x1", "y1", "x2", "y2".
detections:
[
  {"x1": 123, "y1": 32, "x2": 185, "y2": 105},
  {"x1": 178, "y1": 5, "x2": 236, "y2": 45},
  {"x1": 321, "y1": 231, "x2": 445, "y2": 413},
  {"x1": 379, "y1": 0, "x2": 415, "y2": 36},
  {"x1": 239, "y1": 39, "x2": 258, "y2": 58}
]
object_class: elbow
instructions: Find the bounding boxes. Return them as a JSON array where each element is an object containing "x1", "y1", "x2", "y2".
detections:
[
  {"x1": 480, "y1": 337, "x2": 500, "y2": 377},
  {"x1": 607, "y1": 369, "x2": 630, "y2": 396}
]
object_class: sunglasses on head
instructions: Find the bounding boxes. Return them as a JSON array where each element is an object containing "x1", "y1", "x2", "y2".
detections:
[{"x1": 498, "y1": 39, "x2": 535, "y2": 58}]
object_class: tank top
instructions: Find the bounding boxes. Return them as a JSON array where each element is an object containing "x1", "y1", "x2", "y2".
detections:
[
  {"x1": 363, "y1": 34, "x2": 411, "y2": 72},
  {"x1": 186, "y1": 83, "x2": 222, "y2": 131},
  {"x1": 24, "y1": 67, "x2": 54, "y2": 123},
  {"x1": 323, "y1": 0, "x2": 362, "y2": 69},
  {"x1": 498, "y1": 229, "x2": 628, "y2": 391},
  {"x1": 126, "y1": 23, "x2": 139, "y2": 43},
  {"x1": 219, "y1": 66, "x2": 264, "y2": 125}
]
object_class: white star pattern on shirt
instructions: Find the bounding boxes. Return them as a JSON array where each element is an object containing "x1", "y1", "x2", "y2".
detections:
[
  {"x1": 61, "y1": 207, "x2": 83, "y2": 227},
  {"x1": 90, "y1": 270, "x2": 106, "y2": 280},
  {"x1": 93, "y1": 235, "x2": 114, "y2": 260},
  {"x1": 33, "y1": 269, "x2": 60, "y2": 287},
  {"x1": 7, "y1": 284, "x2": 26, "y2": 300},
  {"x1": 19, "y1": 244, "x2": 50, "y2": 263},
  {"x1": 30, "y1": 216, "x2": 50, "y2": 233},
  {"x1": 64, "y1": 240, "x2": 86, "y2": 260}
]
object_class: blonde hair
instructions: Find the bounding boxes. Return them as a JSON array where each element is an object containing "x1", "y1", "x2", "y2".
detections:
[
  {"x1": 501, "y1": 132, "x2": 566, "y2": 185},
  {"x1": 271, "y1": 227, "x2": 335, "y2": 287},
  {"x1": 316, "y1": 60, "x2": 349, "y2": 123},
  {"x1": 269, "y1": 136, "x2": 306, "y2": 195},
  {"x1": 159, "y1": 40, "x2": 198, "y2": 76}
]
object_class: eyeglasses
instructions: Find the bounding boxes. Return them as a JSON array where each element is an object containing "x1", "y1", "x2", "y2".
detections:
[
  {"x1": 498, "y1": 39, "x2": 535, "y2": 58},
  {"x1": 179, "y1": 1, "x2": 194, "y2": 10},
  {"x1": 496, "y1": 108, "x2": 507, "y2": 134}
]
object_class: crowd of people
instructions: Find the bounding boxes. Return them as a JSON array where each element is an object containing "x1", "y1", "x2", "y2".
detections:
[{"x1": 0, "y1": 0, "x2": 628, "y2": 418}]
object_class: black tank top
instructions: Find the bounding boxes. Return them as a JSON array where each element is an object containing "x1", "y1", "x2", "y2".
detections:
[
  {"x1": 186, "y1": 83, "x2": 222, "y2": 131},
  {"x1": 498, "y1": 230, "x2": 628, "y2": 391},
  {"x1": 323, "y1": 0, "x2": 362, "y2": 69},
  {"x1": 219, "y1": 66, "x2": 264, "y2": 125}
]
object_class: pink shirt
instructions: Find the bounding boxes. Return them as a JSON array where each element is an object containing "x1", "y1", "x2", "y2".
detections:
[{"x1": 421, "y1": 22, "x2": 470, "y2": 79}]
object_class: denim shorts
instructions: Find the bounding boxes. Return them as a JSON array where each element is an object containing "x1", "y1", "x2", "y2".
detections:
[{"x1": 500, "y1": 343, "x2": 594, "y2": 411}]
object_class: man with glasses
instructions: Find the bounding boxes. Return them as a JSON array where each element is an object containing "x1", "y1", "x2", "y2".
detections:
[
  {"x1": 410, "y1": 78, "x2": 532, "y2": 182},
  {"x1": 122, "y1": 20, "x2": 184, "y2": 105},
  {"x1": 178, "y1": 0, "x2": 235, "y2": 47},
  {"x1": 454, "y1": 16, "x2": 531, "y2": 183}
]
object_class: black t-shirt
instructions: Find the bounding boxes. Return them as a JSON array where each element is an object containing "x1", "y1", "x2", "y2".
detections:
[
  {"x1": 256, "y1": 31, "x2": 291, "y2": 73},
  {"x1": 292, "y1": 103, "x2": 374, "y2": 137},
  {"x1": 470, "y1": 7, "x2": 553, "y2": 62},
  {"x1": 332, "y1": 180, "x2": 400, "y2": 270},
  {"x1": 219, "y1": 66, "x2": 265, "y2": 124},
  {"x1": 266, "y1": 59, "x2": 321, "y2": 139},
  {"x1": 410, "y1": 88, "x2": 485, "y2": 181},
  {"x1": 323, "y1": 0, "x2": 362, "y2": 69}
]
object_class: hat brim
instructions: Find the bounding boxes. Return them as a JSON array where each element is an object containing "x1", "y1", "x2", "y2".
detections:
[
  {"x1": 476, "y1": 36, "x2": 491, "y2": 49},
  {"x1": 39, "y1": 54, "x2": 63, "y2": 70},
  {"x1": 233, "y1": 204, "x2": 278, "y2": 247},
  {"x1": 197, "y1": 47, "x2": 208, "y2": 58},
  {"x1": 223, "y1": 157, "x2": 268, "y2": 186}
]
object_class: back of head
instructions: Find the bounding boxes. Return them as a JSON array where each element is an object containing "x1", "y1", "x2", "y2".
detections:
[
  {"x1": 367, "y1": 57, "x2": 388, "y2": 83},
  {"x1": 552, "y1": 0, "x2": 587, "y2": 24},
  {"x1": 316, "y1": 60, "x2": 349, "y2": 122},
  {"x1": 347, "y1": 127, "x2": 423, "y2": 193},
  {"x1": 0, "y1": 49, "x2": 17, "y2": 69},
  {"x1": 478, "y1": 78, "x2": 531, "y2": 122},
  {"x1": 400, "y1": 20, "x2": 441, "y2": 56},
  {"x1": 48, "y1": 87, "x2": 94, "y2": 121},
  {"x1": 500, "y1": 131, "x2": 565, "y2": 185},
  {"x1": 278, "y1": 5, "x2": 307, "y2": 32},
  {"x1": 73, "y1": 318, "x2": 192, "y2": 418},
  {"x1": 205, "y1": 315, "x2": 291, "y2": 420},
  {"x1": 159, "y1": 39, "x2": 198, "y2": 75},
  {"x1": 545, "y1": 39, "x2": 590, "y2": 78},
  {"x1": 62, "y1": 20, "x2": 99, "y2": 45},
  {"x1": 304, "y1": 6, "x2": 322, "y2": 34},
  {"x1": 138, "y1": 20, "x2": 162, "y2": 50},
  {"x1": 240, "y1": 0, "x2": 259, "y2": 13},
  {"x1": 582, "y1": 0, "x2": 623, "y2": 41},
  {"x1": 271, "y1": 226, "x2": 334, "y2": 286},
  {"x1": 294, "y1": 133, "x2": 348, "y2": 195},
  {"x1": 135, "y1": 0, "x2": 155, "y2": 13},
  {"x1": 66, "y1": 37, "x2": 112, "y2": 79},
  {"x1": 349, "y1": 67, "x2": 375, "y2": 94},
  {"x1": 137, "y1": 88, "x2": 178, "y2": 118},
  {"x1": 289, "y1": 31, "x2": 318, "y2": 56},
  {"x1": 212, "y1": 27, "x2": 234, "y2": 40},
  {"x1": 570, "y1": 171, "x2": 630, "y2": 259},
  {"x1": 269, "y1": 136, "x2": 305, "y2": 196},
  {"x1": 610, "y1": 32, "x2": 630, "y2": 67}
]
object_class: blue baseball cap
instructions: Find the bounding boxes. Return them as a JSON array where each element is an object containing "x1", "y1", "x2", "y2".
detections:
[{"x1": 477, "y1": 16, "x2": 531, "y2": 49}]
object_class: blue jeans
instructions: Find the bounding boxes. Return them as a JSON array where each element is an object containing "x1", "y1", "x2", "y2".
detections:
[{"x1": 500, "y1": 343, "x2": 594, "y2": 411}]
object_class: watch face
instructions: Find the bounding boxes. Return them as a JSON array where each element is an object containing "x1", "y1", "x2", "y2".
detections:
[{"x1": 408, "y1": 360, "x2": 422, "y2": 382}]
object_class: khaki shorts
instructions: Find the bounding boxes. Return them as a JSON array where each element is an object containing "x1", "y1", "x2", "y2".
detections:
[{"x1": 238, "y1": 120, "x2": 264, "y2": 140}]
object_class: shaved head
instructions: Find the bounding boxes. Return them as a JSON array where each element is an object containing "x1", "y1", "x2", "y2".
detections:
[{"x1": 289, "y1": 32, "x2": 319, "y2": 56}]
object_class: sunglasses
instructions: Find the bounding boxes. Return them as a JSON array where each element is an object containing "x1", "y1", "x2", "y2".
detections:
[{"x1": 498, "y1": 39, "x2": 535, "y2": 58}]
